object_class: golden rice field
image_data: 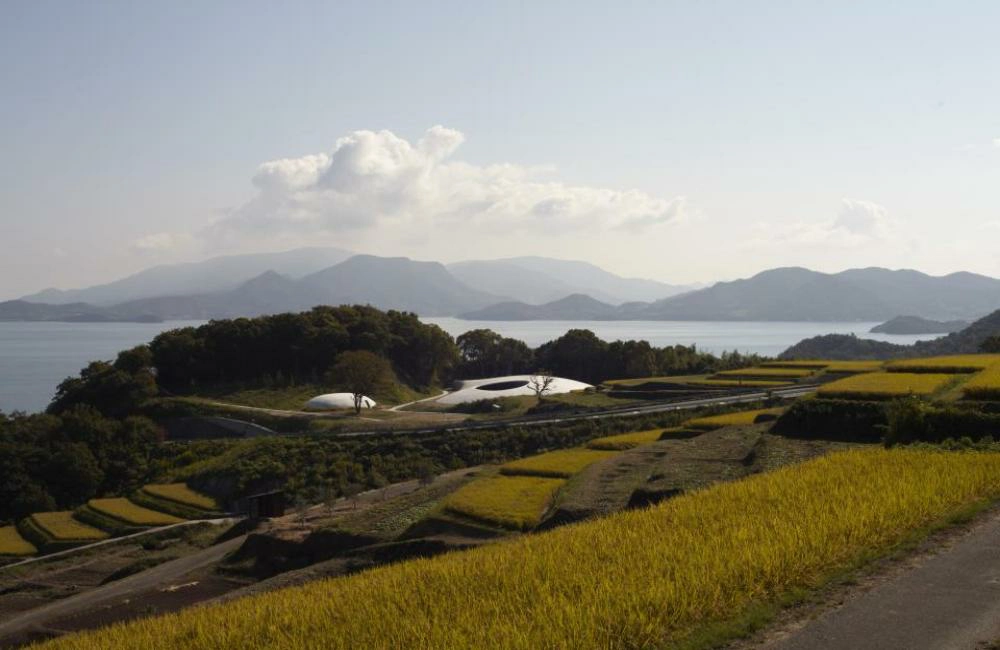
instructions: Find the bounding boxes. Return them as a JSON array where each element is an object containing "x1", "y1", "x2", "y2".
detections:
[
  {"x1": 87, "y1": 498, "x2": 183, "y2": 527},
  {"x1": 760, "y1": 360, "x2": 884, "y2": 373},
  {"x1": 962, "y1": 364, "x2": 1000, "y2": 400},
  {"x1": 587, "y1": 429, "x2": 665, "y2": 451},
  {"x1": 690, "y1": 379, "x2": 792, "y2": 387},
  {"x1": 30, "y1": 512, "x2": 108, "y2": 541},
  {"x1": 817, "y1": 372, "x2": 956, "y2": 399},
  {"x1": 443, "y1": 475, "x2": 566, "y2": 530},
  {"x1": 499, "y1": 448, "x2": 616, "y2": 478},
  {"x1": 140, "y1": 483, "x2": 218, "y2": 511},
  {"x1": 44, "y1": 449, "x2": 1000, "y2": 650},
  {"x1": 685, "y1": 407, "x2": 785, "y2": 431},
  {"x1": 886, "y1": 354, "x2": 1000, "y2": 374},
  {"x1": 0, "y1": 526, "x2": 36, "y2": 557},
  {"x1": 714, "y1": 367, "x2": 815, "y2": 378}
]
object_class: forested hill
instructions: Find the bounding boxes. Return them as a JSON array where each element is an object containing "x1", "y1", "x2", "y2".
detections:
[{"x1": 780, "y1": 308, "x2": 1000, "y2": 360}]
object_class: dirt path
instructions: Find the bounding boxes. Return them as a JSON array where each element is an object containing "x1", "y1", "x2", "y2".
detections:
[
  {"x1": 751, "y1": 509, "x2": 1000, "y2": 650},
  {"x1": 0, "y1": 536, "x2": 245, "y2": 645}
]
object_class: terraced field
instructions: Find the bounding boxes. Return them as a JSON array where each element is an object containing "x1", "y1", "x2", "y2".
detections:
[
  {"x1": 685, "y1": 407, "x2": 784, "y2": 431},
  {"x1": 44, "y1": 449, "x2": 1000, "y2": 650},
  {"x1": 443, "y1": 475, "x2": 566, "y2": 530},
  {"x1": 886, "y1": 355, "x2": 1000, "y2": 374},
  {"x1": 963, "y1": 364, "x2": 1000, "y2": 400},
  {"x1": 818, "y1": 372, "x2": 957, "y2": 399},
  {"x1": 499, "y1": 449, "x2": 616, "y2": 479},
  {"x1": 762, "y1": 360, "x2": 884, "y2": 373},
  {"x1": 0, "y1": 526, "x2": 36, "y2": 557},
  {"x1": 140, "y1": 484, "x2": 217, "y2": 511},
  {"x1": 587, "y1": 429, "x2": 666, "y2": 451},
  {"x1": 714, "y1": 367, "x2": 816, "y2": 379},
  {"x1": 84, "y1": 498, "x2": 183, "y2": 527},
  {"x1": 29, "y1": 512, "x2": 108, "y2": 542}
]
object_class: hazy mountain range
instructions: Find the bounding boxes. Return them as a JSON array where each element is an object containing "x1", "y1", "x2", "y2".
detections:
[{"x1": 3, "y1": 249, "x2": 1000, "y2": 323}]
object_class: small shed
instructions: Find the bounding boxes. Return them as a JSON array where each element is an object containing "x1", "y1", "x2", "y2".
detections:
[{"x1": 246, "y1": 490, "x2": 286, "y2": 518}]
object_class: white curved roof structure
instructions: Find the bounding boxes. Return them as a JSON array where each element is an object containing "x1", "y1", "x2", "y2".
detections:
[
  {"x1": 437, "y1": 375, "x2": 593, "y2": 405},
  {"x1": 304, "y1": 393, "x2": 376, "y2": 410}
]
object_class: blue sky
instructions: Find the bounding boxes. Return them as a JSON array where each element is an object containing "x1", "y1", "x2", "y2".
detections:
[{"x1": 2, "y1": 1, "x2": 999, "y2": 298}]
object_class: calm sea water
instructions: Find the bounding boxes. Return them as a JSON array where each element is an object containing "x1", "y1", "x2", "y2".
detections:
[
  {"x1": 0, "y1": 319, "x2": 934, "y2": 414},
  {"x1": 0, "y1": 321, "x2": 206, "y2": 414}
]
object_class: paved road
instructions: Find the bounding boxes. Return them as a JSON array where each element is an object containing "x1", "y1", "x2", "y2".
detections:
[
  {"x1": 0, "y1": 535, "x2": 246, "y2": 642},
  {"x1": 760, "y1": 510, "x2": 1000, "y2": 650},
  {"x1": 338, "y1": 384, "x2": 819, "y2": 437}
]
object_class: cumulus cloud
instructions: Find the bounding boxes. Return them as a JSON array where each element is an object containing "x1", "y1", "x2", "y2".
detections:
[
  {"x1": 208, "y1": 126, "x2": 684, "y2": 242},
  {"x1": 743, "y1": 199, "x2": 897, "y2": 249}
]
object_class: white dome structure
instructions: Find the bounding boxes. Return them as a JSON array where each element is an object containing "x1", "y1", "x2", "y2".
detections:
[
  {"x1": 436, "y1": 375, "x2": 593, "y2": 405},
  {"x1": 304, "y1": 393, "x2": 376, "y2": 410}
]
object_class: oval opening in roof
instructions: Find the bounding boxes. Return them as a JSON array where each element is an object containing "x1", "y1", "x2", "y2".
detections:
[{"x1": 476, "y1": 380, "x2": 530, "y2": 391}]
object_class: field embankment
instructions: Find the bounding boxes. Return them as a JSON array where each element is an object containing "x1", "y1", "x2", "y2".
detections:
[{"x1": 39, "y1": 448, "x2": 1000, "y2": 650}]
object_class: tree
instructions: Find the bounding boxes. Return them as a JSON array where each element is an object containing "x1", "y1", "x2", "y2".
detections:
[
  {"x1": 981, "y1": 335, "x2": 1000, "y2": 353},
  {"x1": 327, "y1": 350, "x2": 394, "y2": 414},
  {"x1": 528, "y1": 371, "x2": 556, "y2": 402}
]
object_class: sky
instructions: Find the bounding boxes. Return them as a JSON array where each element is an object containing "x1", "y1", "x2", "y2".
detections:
[{"x1": 2, "y1": 1, "x2": 1000, "y2": 299}]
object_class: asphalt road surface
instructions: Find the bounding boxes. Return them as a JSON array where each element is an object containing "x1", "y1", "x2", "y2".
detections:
[{"x1": 760, "y1": 510, "x2": 1000, "y2": 650}]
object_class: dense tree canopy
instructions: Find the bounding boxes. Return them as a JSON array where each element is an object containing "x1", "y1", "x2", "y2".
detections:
[
  {"x1": 0, "y1": 407, "x2": 160, "y2": 523},
  {"x1": 149, "y1": 306, "x2": 458, "y2": 390}
]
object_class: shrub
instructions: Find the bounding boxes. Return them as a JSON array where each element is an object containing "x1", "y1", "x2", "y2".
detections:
[{"x1": 772, "y1": 399, "x2": 887, "y2": 442}]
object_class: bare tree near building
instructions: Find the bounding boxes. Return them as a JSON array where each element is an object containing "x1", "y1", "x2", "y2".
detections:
[
  {"x1": 326, "y1": 350, "x2": 394, "y2": 414},
  {"x1": 528, "y1": 371, "x2": 556, "y2": 402}
]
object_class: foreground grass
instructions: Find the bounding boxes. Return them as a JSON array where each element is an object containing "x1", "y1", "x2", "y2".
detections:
[{"x1": 42, "y1": 448, "x2": 1000, "y2": 650}]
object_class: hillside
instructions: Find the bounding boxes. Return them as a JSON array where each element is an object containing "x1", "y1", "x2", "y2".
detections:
[
  {"x1": 869, "y1": 315, "x2": 968, "y2": 335},
  {"x1": 641, "y1": 267, "x2": 1000, "y2": 321},
  {"x1": 460, "y1": 294, "x2": 620, "y2": 320},
  {"x1": 449, "y1": 256, "x2": 690, "y2": 304},
  {"x1": 781, "y1": 308, "x2": 1000, "y2": 359},
  {"x1": 22, "y1": 247, "x2": 353, "y2": 306}
]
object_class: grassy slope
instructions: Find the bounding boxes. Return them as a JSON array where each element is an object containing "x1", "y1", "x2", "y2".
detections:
[{"x1": 42, "y1": 449, "x2": 1000, "y2": 650}]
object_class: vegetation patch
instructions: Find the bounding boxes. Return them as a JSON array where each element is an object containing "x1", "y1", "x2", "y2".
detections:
[
  {"x1": 886, "y1": 355, "x2": 1000, "y2": 374},
  {"x1": 44, "y1": 449, "x2": 1000, "y2": 650},
  {"x1": 0, "y1": 525, "x2": 36, "y2": 557},
  {"x1": 30, "y1": 511, "x2": 108, "y2": 542},
  {"x1": 443, "y1": 475, "x2": 566, "y2": 530},
  {"x1": 685, "y1": 407, "x2": 785, "y2": 431},
  {"x1": 818, "y1": 372, "x2": 957, "y2": 399},
  {"x1": 85, "y1": 498, "x2": 183, "y2": 527},
  {"x1": 587, "y1": 429, "x2": 665, "y2": 451},
  {"x1": 499, "y1": 449, "x2": 617, "y2": 479}
]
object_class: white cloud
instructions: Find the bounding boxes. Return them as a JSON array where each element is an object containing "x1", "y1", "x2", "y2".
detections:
[
  {"x1": 131, "y1": 232, "x2": 194, "y2": 252},
  {"x1": 208, "y1": 126, "x2": 684, "y2": 242},
  {"x1": 743, "y1": 199, "x2": 897, "y2": 249},
  {"x1": 993, "y1": 137, "x2": 1000, "y2": 148}
]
